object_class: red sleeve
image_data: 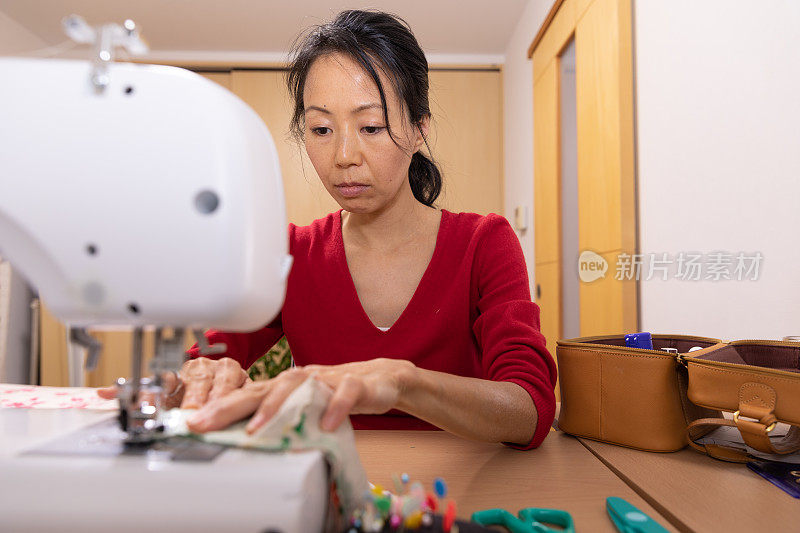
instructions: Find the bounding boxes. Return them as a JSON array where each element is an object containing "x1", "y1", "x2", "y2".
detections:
[
  {"x1": 186, "y1": 314, "x2": 284, "y2": 369},
  {"x1": 471, "y1": 215, "x2": 557, "y2": 450}
]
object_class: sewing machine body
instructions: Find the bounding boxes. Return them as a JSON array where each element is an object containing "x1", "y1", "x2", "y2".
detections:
[{"x1": 0, "y1": 57, "x2": 291, "y2": 331}]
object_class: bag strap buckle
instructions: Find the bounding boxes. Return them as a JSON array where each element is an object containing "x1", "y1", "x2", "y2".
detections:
[{"x1": 732, "y1": 410, "x2": 777, "y2": 433}]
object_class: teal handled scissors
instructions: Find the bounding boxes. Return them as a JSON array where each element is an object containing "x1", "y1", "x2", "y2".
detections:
[
  {"x1": 471, "y1": 507, "x2": 575, "y2": 533},
  {"x1": 606, "y1": 497, "x2": 669, "y2": 533}
]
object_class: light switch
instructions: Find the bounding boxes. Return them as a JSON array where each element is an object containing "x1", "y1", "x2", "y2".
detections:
[{"x1": 514, "y1": 205, "x2": 529, "y2": 232}]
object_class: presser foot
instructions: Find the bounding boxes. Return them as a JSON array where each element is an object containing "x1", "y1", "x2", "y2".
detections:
[
  {"x1": 115, "y1": 326, "x2": 188, "y2": 444},
  {"x1": 116, "y1": 376, "x2": 166, "y2": 444}
]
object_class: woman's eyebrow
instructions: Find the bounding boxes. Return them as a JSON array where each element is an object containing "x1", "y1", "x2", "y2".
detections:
[{"x1": 305, "y1": 103, "x2": 383, "y2": 114}]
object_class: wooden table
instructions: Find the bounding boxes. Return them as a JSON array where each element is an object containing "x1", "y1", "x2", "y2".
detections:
[
  {"x1": 580, "y1": 439, "x2": 800, "y2": 532},
  {"x1": 4, "y1": 389, "x2": 796, "y2": 531},
  {"x1": 354, "y1": 429, "x2": 677, "y2": 532}
]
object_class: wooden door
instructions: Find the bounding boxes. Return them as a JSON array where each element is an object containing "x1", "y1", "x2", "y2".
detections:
[
  {"x1": 533, "y1": 61, "x2": 561, "y2": 357},
  {"x1": 534, "y1": 261, "x2": 561, "y2": 398},
  {"x1": 574, "y1": 0, "x2": 637, "y2": 335},
  {"x1": 530, "y1": 0, "x2": 638, "y2": 359}
]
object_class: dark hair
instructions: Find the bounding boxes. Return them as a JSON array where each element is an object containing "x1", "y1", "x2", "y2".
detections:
[{"x1": 286, "y1": 9, "x2": 442, "y2": 206}]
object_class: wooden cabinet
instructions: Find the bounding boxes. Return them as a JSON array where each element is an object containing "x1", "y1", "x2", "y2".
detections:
[
  {"x1": 428, "y1": 70, "x2": 503, "y2": 215},
  {"x1": 38, "y1": 302, "x2": 68, "y2": 386},
  {"x1": 229, "y1": 68, "x2": 504, "y2": 225},
  {"x1": 230, "y1": 70, "x2": 340, "y2": 227}
]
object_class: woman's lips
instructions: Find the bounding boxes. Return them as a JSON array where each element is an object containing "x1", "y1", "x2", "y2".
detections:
[{"x1": 336, "y1": 184, "x2": 369, "y2": 198}]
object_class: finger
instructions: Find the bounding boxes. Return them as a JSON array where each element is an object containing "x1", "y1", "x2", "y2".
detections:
[
  {"x1": 180, "y1": 359, "x2": 216, "y2": 409},
  {"x1": 208, "y1": 358, "x2": 247, "y2": 402},
  {"x1": 160, "y1": 371, "x2": 180, "y2": 393},
  {"x1": 245, "y1": 371, "x2": 308, "y2": 434},
  {"x1": 96, "y1": 386, "x2": 117, "y2": 399},
  {"x1": 320, "y1": 375, "x2": 363, "y2": 432},
  {"x1": 187, "y1": 382, "x2": 269, "y2": 433},
  {"x1": 161, "y1": 371, "x2": 184, "y2": 409}
]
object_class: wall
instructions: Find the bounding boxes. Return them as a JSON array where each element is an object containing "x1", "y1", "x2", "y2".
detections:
[
  {"x1": 0, "y1": 11, "x2": 45, "y2": 54},
  {"x1": 503, "y1": 0, "x2": 552, "y2": 296},
  {"x1": 635, "y1": 0, "x2": 800, "y2": 339}
]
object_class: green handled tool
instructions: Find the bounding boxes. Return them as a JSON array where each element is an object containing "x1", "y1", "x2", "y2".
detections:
[
  {"x1": 471, "y1": 507, "x2": 575, "y2": 533},
  {"x1": 606, "y1": 497, "x2": 669, "y2": 533}
]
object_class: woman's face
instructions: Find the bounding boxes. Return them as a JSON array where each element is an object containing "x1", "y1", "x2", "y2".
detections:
[{"x1": 302, "y1": 52, "x2": 427, "y2": 214}]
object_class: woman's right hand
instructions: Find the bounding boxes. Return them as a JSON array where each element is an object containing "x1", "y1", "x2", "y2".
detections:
[{"x1": 96, "y1": 357, "x2": 250, "y2": 410}]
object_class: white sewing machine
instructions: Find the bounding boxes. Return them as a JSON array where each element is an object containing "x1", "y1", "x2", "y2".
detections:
[{"x1": 0, "y1": 17, "x2": 332, "y2": 533}]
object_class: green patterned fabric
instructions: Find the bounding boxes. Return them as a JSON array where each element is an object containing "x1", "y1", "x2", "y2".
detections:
[{"x1": 247, "y1": 336, "x2": 292, "y2": 380}]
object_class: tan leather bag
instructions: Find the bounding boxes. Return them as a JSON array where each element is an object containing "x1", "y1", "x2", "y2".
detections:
[
  {"x1": 557, "y1": 334, "x2": 722, "y2": 453},
  {"x1": 683, "y1": 340, "x2": 800, "y2": 462},
  {"x1": 557, "y1": 335, "x2": 800, "y2": 462}
]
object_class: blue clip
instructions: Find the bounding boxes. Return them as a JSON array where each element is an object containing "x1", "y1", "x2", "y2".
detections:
[
  {"x1": 606, "y1": 497, "x2": 668, "y2": 533},
  {"x1": 624, "y1": 332, "x2": 653, "y2": 350}
]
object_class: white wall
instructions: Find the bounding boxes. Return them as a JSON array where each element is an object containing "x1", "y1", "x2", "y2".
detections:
[
  {"x1": 635, "y1": 0, "x2": 800, "y2": 339},
  {"x1": 503, "y1": 0, "x2": 552, "y2": 296}
]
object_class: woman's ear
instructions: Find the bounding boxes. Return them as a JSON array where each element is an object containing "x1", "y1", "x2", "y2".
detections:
[{"x1": 414, "y1": 115, "x2": 431, "y2": 152}]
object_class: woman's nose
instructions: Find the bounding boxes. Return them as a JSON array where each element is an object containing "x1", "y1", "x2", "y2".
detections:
[{"x1": 335, "y1": 125, "x2": 362, "y2": 167}]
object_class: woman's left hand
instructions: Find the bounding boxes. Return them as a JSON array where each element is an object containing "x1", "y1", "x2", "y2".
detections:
[{"x1": 186, "y1": 357, "x2": 416, "y2": 435}]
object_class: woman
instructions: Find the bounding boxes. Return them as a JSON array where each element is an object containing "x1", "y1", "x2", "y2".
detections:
[{"x1": 103, "y1": 10, "x2": 557, "y2": 449}]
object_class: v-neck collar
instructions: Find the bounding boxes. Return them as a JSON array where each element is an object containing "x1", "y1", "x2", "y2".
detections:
[{"x1": 335, "y1": 209, "x2": 448, "y2": 334}]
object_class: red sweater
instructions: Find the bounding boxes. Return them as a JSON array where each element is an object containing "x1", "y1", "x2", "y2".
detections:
[{"x1": 190, "y1": 210, "x2": 557, "y2": 449}]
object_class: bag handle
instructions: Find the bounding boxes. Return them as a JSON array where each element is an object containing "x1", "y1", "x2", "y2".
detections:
[
  {"x1": 687, "y1": 418, "x2": 748, "y2": 463},
  {"x1": 686, "y1": 382, "x2": 800, "y2": 462}
]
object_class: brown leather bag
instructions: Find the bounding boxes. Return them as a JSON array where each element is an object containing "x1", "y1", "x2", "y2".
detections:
[
  {"x1": 556, "y1": 335, "x2": 800, "y2": 463},
  {"x1": 683, "y1": 340, "x2": 800, "y2": 462}
]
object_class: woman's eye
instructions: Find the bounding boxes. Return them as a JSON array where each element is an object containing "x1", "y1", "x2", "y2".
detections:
[
  {"x1": 311, "y1": 127, "x2": 331, "y2": 136},
  {"x1": 362, "y1": 126, "x2": 385, "y2": 135}
]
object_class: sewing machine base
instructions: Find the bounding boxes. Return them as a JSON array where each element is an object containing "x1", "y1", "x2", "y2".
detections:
[
  {"x1": 0, "y1": 409, "x2": 331, "y2": 533},
  {"x1": 25, "y1": 416, "x2": 226, "y2": 460}
]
